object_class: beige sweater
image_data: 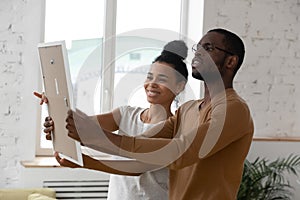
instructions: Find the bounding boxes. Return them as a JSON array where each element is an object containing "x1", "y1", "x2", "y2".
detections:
[{"x1": 119, "y1": 89, "x2": 254, "y2": 200}]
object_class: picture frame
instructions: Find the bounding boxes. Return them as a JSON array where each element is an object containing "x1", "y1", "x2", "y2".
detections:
[{"x1": 37, "y1": 41, "x2": 83, "y2": 166}]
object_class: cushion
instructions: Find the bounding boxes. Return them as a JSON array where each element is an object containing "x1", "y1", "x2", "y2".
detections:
[
  {"x1": 28, "y1": 193, "x2": 57, "y2": 200},
  {"x1": 0, "y1": 188, "x2": 56, "y2": 200}
]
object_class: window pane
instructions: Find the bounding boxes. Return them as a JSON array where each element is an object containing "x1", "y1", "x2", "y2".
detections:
[
  {"x1": 113, "y1": 37, "x2": 165, "y2": 108},
  {"x1": 115, "y1": 0, "x2": 182, "y2": 110},
  {"x1": 45, "y1": 0, "x2": 104, "y2": 43},
  {"x1": 113, "y1": 38, "x2": 198, "y2": 112},
  {"x1": 40, "y1": 0, "x2": 105, "y2": 150},
  {"x1": 114, "y1": 0, "x2": 198, "y2": 111},
  {"x1": 116, "y1": 0, "x2": 181, "y2": 34}
]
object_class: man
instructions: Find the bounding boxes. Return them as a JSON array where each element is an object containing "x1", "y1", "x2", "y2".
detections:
[{"x1": 50, "y1": 28, "x2": 254, "y2": 199}]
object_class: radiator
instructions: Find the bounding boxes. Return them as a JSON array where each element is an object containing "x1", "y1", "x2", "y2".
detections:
[{"x1": 43, "y1": 180, "x2": 109, "y2": 199}]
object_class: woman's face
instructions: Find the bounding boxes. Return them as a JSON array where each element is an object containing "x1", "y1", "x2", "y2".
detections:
[{"x1": 144, "y1": 61, "x2": 179, "y2": 106}]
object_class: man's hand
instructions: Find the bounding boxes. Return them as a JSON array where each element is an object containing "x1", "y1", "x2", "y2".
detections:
[
  {"x1": 65, "y1": 109, "x2": 120, "y2": 155},
  {"x1": 65, "y1": 109, "x2": 104, "y2": 145},
  {"x1": 65, "y1": 109, "x2": 83, "y2": 143}
]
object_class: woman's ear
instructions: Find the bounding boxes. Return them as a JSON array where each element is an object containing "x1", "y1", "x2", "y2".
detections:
[
  {"x1": 226, "y1": 55, "x2": 239, "y2": 72},
  {"x1": 176, "y1": 81, "x2": 186, "y2": 95}
]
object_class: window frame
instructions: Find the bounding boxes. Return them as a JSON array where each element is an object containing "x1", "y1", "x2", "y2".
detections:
[
  {"x1": 36, "y1": 0, "x2": 53, "y2": 156},
  {"x1": 36, "y1": 0, "x2": 204, "y2": 156}
]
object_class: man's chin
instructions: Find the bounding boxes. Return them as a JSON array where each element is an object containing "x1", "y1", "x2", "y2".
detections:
[{"x1": 192, "y1": 72, "x2": 204, "y2": 80}]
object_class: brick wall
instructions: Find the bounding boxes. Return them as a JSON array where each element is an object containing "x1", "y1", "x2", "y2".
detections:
[
  {"x1": 203, "y1": 0, "x2": 300, "y2": 137},
  {"x1": 0, "y1": 0, "x2": 43, "y2": 187}
]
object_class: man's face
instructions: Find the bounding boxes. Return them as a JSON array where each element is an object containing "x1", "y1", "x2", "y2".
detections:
[{"x1": 191, "y1": 32, "x2": 228, "y2": 81}]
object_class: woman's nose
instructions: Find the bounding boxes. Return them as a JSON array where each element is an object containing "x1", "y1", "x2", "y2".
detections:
[
  {"x1": 146, "y1": 79, "x2": 159, "y2": 87},
  {"x1": 149, "y1": 81, "x2": 158, "y2": 87}
]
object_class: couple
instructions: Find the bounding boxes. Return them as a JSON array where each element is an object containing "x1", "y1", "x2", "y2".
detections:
[{"x1": 36, "y1": 28, "x2": 254, "y2": 200}]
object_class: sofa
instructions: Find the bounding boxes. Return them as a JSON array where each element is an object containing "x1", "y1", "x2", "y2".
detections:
[{"x1": 0, "y1": 188, "x2": 56, "y2": 200}]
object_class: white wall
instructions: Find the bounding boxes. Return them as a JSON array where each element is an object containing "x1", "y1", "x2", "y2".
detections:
[
  {"x1": 0, "y1": 0, "x2": 43, "y2": 187},
  {"x1": 203, "y1": 0, "x2": 300, "y2": 137},
  {"x1": 0, "y1": 0, "x2": 300, "y2": 198},
  {"x1": 19, "y1": 167, "x2": 109, "y2": 188}
]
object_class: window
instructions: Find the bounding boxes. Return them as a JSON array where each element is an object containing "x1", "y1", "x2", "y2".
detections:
[
  {"x1": 37, "y1": 0, "x2": 204, "y2": 155},
  {"x1": 37, "y1": 0, "x2": 105, "y2": 154},
  {"x1": 114, "y1": 0, "x2": 182, "y2": 110}
]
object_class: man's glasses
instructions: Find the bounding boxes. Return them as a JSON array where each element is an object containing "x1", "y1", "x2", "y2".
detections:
[{"x1": 192, "y1": 43, "x2": 234, "y2": 56}]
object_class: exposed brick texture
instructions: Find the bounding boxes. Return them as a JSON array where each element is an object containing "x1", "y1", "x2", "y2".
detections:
[{"x1": 203, "y1": 0, "x2": 300, "y2": 137}]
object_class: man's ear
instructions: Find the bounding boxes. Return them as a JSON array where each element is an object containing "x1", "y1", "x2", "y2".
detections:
[
  {"x1": 176, "y1": 81, "x2": 186, "y2": 95},
  {"x1": 225, "y1": 55, "x2": 239, "y2": 72}
]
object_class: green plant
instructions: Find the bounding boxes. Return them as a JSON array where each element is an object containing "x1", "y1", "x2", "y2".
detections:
[{"x1": 237, "y1": 154, "x2": 300, "y2": 200}]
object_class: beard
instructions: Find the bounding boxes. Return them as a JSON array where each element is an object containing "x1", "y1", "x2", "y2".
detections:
[
  {"x1": 191, "y1": 52, "x2": 227, "y2": 82},
  {"x1": 192, "y1": 68, "x2": 223, "y2": 83},
  {"x1": 192, "y1": 70, "x2": 204, "y2": 80}
]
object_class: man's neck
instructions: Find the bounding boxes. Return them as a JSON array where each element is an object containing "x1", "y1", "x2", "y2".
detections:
[{"x1": 203, "y1": 82, "x2": 233, "y2": 100}]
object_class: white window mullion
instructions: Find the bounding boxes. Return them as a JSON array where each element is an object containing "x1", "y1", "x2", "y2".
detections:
[
  {"x1": 36, "y1": 0, "x2": 53, "y2": 156},
  {"x1": 186, "y1": 0, "x2": 204, "y2": 99},
  {"x1": 180, "y1": 0, "x2": 189, "y2": 41},
  {"x1": 100, "y1": 0, "x2": 117, "y2": 113}
]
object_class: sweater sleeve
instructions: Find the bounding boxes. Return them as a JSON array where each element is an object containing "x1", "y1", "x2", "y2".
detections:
[
  {"x1": 167, "y1": 100, "x2": 253, "y2": 170},
  {"x1": 118, "y1": 99, "x2": 253, "y2": 169},
  {"x1": 82, "y1": 153, "x2": 163, "y2": 175}
]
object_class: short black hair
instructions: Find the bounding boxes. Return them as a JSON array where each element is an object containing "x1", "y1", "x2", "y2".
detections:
[
  {"x1": 153, "y1": 40, "x2": 188, "y2": 83},
  {"x1": 208, "y1": 28, "x2": 245, "y2": 74}
]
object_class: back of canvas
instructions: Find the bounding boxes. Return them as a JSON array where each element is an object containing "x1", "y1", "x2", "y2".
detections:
[{"x1": 38, "y1": 41, "x2": 82, "y2": 166}]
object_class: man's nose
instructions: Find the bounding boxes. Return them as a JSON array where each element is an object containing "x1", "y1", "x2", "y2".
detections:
[{"x1": 194, "y1": 50, "x2": 202, "y2": 57}]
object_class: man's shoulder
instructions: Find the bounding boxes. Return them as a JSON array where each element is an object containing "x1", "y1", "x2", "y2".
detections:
[
  {"x1": 226, "y1": 90, "x2": 253, "y2": 122},
  {"x1": 212, "y1": 89, "x2": 251, "y2": 114},
  {"x1": 180, "y1": 99, "x2": 200, "y2": 108},
  {"x1": 226, "y1": 89, "x2": 249, "y2": 107},
  {"x1": 174, "y1": 100, "x2": 201, "y2": 116}
]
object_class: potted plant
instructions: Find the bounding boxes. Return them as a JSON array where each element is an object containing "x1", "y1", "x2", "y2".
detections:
[{"x1": 237, "y1": 154, "x2": 300, "y2": 200}]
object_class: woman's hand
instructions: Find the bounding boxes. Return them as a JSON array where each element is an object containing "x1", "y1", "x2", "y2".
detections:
[
  {"x1": 34, "y1": 92, "x2": 53, "y2": 140},
  {"x1": 33, "y1": 91, "x2": 48, "y2": 105},
  {"x1": 44, "y1": 116, "x2": 54, "y2": 140},
  {"x1": 54, "y1": 152, "x2": 82, "y2": 168}
]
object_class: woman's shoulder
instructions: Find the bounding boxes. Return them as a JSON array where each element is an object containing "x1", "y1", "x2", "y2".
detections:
[
  {"x1": 118, "y1": 105, "x2": 145, "y2": 118},
  {"x1": 118, "y1": 105, "x2": 144, "y2": 112}
]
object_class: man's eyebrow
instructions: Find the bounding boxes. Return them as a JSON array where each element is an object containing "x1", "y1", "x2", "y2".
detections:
[{"x1": 198, "y1": 42, "x2": 212, "y2": 46}]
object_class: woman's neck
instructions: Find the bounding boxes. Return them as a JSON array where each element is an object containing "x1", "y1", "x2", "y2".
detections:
[{"x1": 142, "y1": 104, "x2": 172, "y2": 124}]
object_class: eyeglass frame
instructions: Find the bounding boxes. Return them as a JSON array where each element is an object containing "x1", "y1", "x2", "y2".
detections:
[{"x1": 192, "y1": 43, "x2": 234, "y2": 56}]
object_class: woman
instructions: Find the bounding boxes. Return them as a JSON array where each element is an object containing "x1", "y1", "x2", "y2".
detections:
[{"x1": 36, "y1": 40, "x2": 188, "y2": 200}]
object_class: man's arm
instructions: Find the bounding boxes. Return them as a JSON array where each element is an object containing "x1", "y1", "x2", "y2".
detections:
[
  {"x1": 67, "y1": 108, "x2": 196, "y2": 167},
  {"x1": 66, "y1": 109, "x2": 177, "y2": 166},
  {"x1": 168, "y1": 100, "x2": 254, "y2": 169},
  {"x1": 55, "y1": 152, "x2": 164, "y2": 175},
  {"x1": 67, "y1": 100, "x2": 253, "y2": 169},
  {"x1": 55, "y1": 152, "x2": 140, "y2": 175}
]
